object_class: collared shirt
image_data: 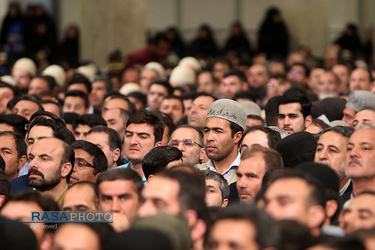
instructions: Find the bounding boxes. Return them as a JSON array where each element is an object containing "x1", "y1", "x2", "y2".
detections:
[
  {"x1": 206, "y1": 151, "x2": 241, "y2": 185},
  {"x1": 339, "y1": 179, "x2": 351, "y2": 196},
  {"x1": 115, "y1": 163, "x2": 147, "y2": 185}
]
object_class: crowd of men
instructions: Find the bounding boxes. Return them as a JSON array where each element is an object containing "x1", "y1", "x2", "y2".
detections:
[{"x1": 1, "y1": 27, "x2": 375, "y2": 250}]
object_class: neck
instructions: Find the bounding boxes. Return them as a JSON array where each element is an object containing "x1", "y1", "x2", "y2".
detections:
[
  {"x1": 40, "y1": 181, "x2": 67, "y2": 201},
  {"x1": 110, "y1": 162, "x2": 118, "y2": 169},
  {"x1": 212, "y1": 149, "x2": 238, "y2": 174},
  {"x1": 352, "y1": 178, "x2": 375, "y2": 196},
  {"x1": 339, "y1": 176, "x2": 349, "y2": 190},
  {"x1": 130, "y1": 161, "x2": 145, "y2": 178}
]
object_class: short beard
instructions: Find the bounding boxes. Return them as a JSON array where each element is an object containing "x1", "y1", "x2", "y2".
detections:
[{"x1": 28, "y1": 167, "x2": 62, "y2": 192}]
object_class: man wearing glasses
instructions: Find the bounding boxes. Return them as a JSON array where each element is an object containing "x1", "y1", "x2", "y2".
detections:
[
  {"x1": 168, "y1": 125, "x2": 205, "y2": 166},
  {"x1": 70, "y1": 140, "x2": 108, "y2": 184}
]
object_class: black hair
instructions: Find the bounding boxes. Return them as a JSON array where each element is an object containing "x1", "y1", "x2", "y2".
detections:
[
  {"x1": 67, "y1": 75, "x2": 92, "y2": 93},
  {"x1": 0, "y1": 114, "x2": 28, "y2": 138},
  {"x1": 64, "y1": 90, "x2": 89, "y2": 108},
  {"x1": 278, "y1": 90, "x2": 312, "y2": 119},
  {"x1": 126, "y1": 110, "x2": 165, "y2": 143},
  {"x1": 223, "y1": 68, "x2": 247, "y2": 83},
  {"x1": 0, "y1": 131, "x2": 26, "y2": 160},
  {"x1": 72, "y1": 114, "x2": 107, "y2": 130},
  {"x1": 71, "y1": 140, "x2": 108, "y2": 175},
  {"x1": 150, "y1": 80, "x2": 173, "y2": 95},
  {"x1": 87, "y1": 126, "x2": 122, "y2": 153},
  {"x1": 242, "y1": 126, "x2": 281, "y2": 149}
]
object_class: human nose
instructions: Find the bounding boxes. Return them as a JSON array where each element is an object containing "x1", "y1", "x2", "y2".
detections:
[{"x1": 111, "y1": 198, "x2": 121, "y2": 212}]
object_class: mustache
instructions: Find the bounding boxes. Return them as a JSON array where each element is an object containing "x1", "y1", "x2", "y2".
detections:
[
  {"x1": 28, "y1": 168, "x2": 44, "y2": 179},
  {"x1": 348, "y1": 158, "x2": 361, "y2": 165}
]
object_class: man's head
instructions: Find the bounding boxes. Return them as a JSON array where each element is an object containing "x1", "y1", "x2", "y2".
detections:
[
  {"x1": 12, "y1": 58, "x2": 36, "y2": 92},
  {"x1": 102, "y1": 108, "x2": 129, "y2": 140},
  {"x1": 237, "y1": 145, "x2": 283, "y2": 203},
  {"x1": 159, "y1": 95, "x2": 185, "y2": 125},
  {"x1": 188, "y1": 93, "x2": 216, "y2": 131},
  {"x1": 345, "y1": 126, "x2": 375, "y2": 184},
  {"x1": 72, "y1": 114, "x2": 107, "y2": 140},
  {"x1": 169, "y1": 125, "x2": 203, "y2": 166},
  {"x1": 353, "y1": 109, "x2": 375, "y2": 128},
  {"x1": 62, "y1": 181, "x2": 98, "y2": 211},
  {"x1": 197, "y1": 71, "x2": 216, "y2": 94},
  {"x1": 67, "y1": 75, "x2": 92, "y2": 94},
  {"x1": 1, "y1": 191, "x2": 59, "y2": 249},
  {"x1": 220, "y1": 69, "x2": 247, "y2": 99},
  {"x1": 342, "y1": 91, "x2": 375, "y2": 126},
  {"x1": 316, "y1": 71, "x2": 340, "y2": 99},
  {"x1": 70, "y1": 140, "x2": 108, "y2": 184},
  {"x1": 0, "y1": 82, "x2": 18, "y2": 114},
  {"x1": 147, "y1": 80, "x2": 172, "y2": 111},
  {"x1": 0, "y1": 131, "x2": 27, "y2": 180},
  {"x1": 28, "y1": 76, "x2": 57, "y2": 99},
  {"x1": 332, "y1": 63, "x2": 350, "y2": 94},
  {"x1": 139, "y1": 68, "x2": 160, "y2": 94},
  {"x1": 207, "y1": 203, "x2": 280, "y2": 250},
  {"x1": 63, "y1": 90, "x2": 89, "y2": 115},
  {"x1": 263, "y1": 171, "x2": 326, "y2": 232},
  {"x1": 341, "y1": 191, "x2": 375, "y2": 235},
  {"x1": 287, "y1": 63, "x2": 309, "y2": 87},
  {"x1": 149, "y1": 32, "x2": 171, "y2": 58},
  {"x1": 102, "y1": 94, "x2": 136, "y2": 115},
  {"x1": 204, "y1": 170, "x2": 229, "y2": 208},
  {"x1": 28, "y1": 137, "x2": 74, "y2": 191},
  {"x1": 315, "y1": 126, "x2": 354, "y2": 179},
  {"x1": 90, "y1": 75, "x2": 110, "y2": 110},
  {"x1": 349, "y1": 68, "x2": 372, "y2": 92},
  {"x1": 85, "y1": 126, "x2": 122, "y2": 169},
  {"x1": 204, "y1": 99, "x2": 247, "y2": 162},
  {"x1": 12, "y1": 95, "x2": 43, "y2": 121},
  {"x1": 277, "y1": 91, "x2": 312, "y2": 134},
  {"x1": 95, "y1": 168, "x2": 143, "y2": 222},
  {"x1": 41, "y1": 100, "x2": 63, "y2": 118},
  {"x1": 213, "y1": 57, "x2": 232, "y2": 82},
  {"x1": 241, "y1": 126, "x2": 281, "y2": 151},
  {"x1": 124, "y1": 110, "x2": 165, "y2": 165},
  {"x1": 0, "y1": 114, "x2": 28, "y2": 138},
  {"x1": 247, "y1": 64, "x2": 269, "y2": 90}
]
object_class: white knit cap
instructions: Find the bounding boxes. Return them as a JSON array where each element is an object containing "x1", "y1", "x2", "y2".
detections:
[
  {"x1": 13, "y1": 58, "x2": 37, "y2": 77},
  {"x1": 75, "y1": 63, "x2": 98, "y2": 80},
  {"x1": 179, "y1": 57, "x2": 201, "y2": 72},
  {"x1": 0, "y1": 75, "x2": 16, "y2": 86},
  {"x1": 169, "y1": 65, "x2": 195, "y2": 87},
  {"x1": 119, "y1": 83, "x2": 142, "y2": 96},
  {"x1": 144, "y1": 62, "x2": 165, "y2": 79},
  {"x1": 42, "y1": 64, "x2": 66, "y2": 87}
]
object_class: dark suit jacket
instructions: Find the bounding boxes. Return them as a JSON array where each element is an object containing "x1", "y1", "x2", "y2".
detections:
[{"x1": 10, "y1": 175, "x2": 32, "y2": 193}]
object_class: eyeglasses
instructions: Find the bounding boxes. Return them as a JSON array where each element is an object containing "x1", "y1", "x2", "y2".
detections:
[
  {"x1": 74, "y1": 159, "x2": 95, "y2": 169},
  {"x1": 168, "y1": 139, "x2": 203, "y2": 148},
  {"x1": 267, "y1": 83, "x2": 279, "y2": 89}
]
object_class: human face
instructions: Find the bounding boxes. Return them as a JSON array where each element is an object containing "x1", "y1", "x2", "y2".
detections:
[
  {"x1": 124, "y1": 123, "x2": 156, "y2": 164},
  {"x1": 41, "y1": 103, "x2": 61, "y2": 117},
  {"x1": 27, "y1": 138, "x2": 65, "y2": 190},
  {"x1": 278, "y1": 102, "x2": 307, "y2": 134},
  {"x1": 241, "y1": 130, "x2": 269, "y2": 152},
  {"x1": 90, "y1": 80, "x2": 107, "y2": 108},
  {"x1": 28, "y1": 78, "x2": 49, "y2": 96},
  {"x1": 102, "y1": 108, "x2": 126, "y2": 139},
  {"x1": 346, "y1": 128, "x2": 375, "y2": 180},
  {"x1": 207, "y1": 219, "x2": 259, "y2": 250},
  {"x1": 248, "y1": 65, "x2": 268, "y2": 89},
  {"x1": 213, "y1": 62, "x2": 230, "y2": 82},
  {"x1": 12, "y1": 69, "x2": 31, "y2": 91},
  {"x1": 317, "y1": 72, "x2": 339, "y2": 98},
  {"x1": 350, "y1": 68, "x2": 371, "y2": 92},
  {"x1": 62, "y1": 185, "x2": 98, "y2": 211},
  {"x1": 204, "y1": 118, "x2": 241, "y2": 162},
  {"x1": 0, "y1": 134, "x2": 23, "y2": 180},
  {"x1": 352, "y1": 110, "x2": 375, "y2": 128},
  {"x1": 287, "y1": 65, "x2": 307, "y2": 86},
  {"x1": 170, "y1": 127, "x2": 201, "y2": 166},
  {"x1": 342, "y1": 107, "x2": 356, "y2": 126},
  {"x1": 0, "y1": 87, "x2": 14, "y2": 114},
  {"x1": 205, "y1": 179, "x2": 225, "y2": 207},
  {"x1": 63, "y1": 96, "x2": 87, "y2": 115},
  {"x1": 1, "y1": 201, "x2": 46, "y2": 246},
  {"x1": 236, "y1": 154, "x2": 267, "y2": 203},
  {"x1": 188, "y1": 96, "x2": 215, "y2": 131},
  {"x1": 140, "y1": 69, "x2": 158, "y2": 94},
  {"x1": 52, "y1": 224, "x2": 101, "y2": 250},
  {"x1": 128, "y1": 96, "x2": 144, "y2": 111},
  {"x1": 197, "y1": 72, "x2": 215, "y2": 94},
  {"x1": 137, "y1": 176, "x2": 180, "y2": 217},
  {"x1": 341, "y1": 194, "x2": 375, "y2": 234},
  {"x1": 147, "y1": 84, "x2": 168, "y2": 110},
  {"x1": 264, "y1": 178, "x2": 312, "y2": 225},
  {"x1": 70, "y1": 148, "x2": 97, "y2": 184},
  {"x1": 159, "y1": 98, "x2": 184, "y2": 124},
  {"x1": 73, "y1": 124, "x2": 91, "y2": 141},
  {"x1": 27, "y1": 125, "x2": 53, "y2": 146},
  {"x1": 220, "y1": 75, "x2": 243, "y2": 99},
  {"x1": 98, "y1": 180, "x2": 140, "y2": 222},
  {"x1": 13, "y1": 100, "x2": 39, "y2": 121},
  {"x1": 332, "y1": 64, "x2": 349, "y2": 93},
  {"x1": 103, "y1": 98, "x2": 130, "y2": 113},
  {"x1": 85, "y1": 132, "x2": 117, "y2": 169},
  {"x1": 315, "y1": 131, "x2": 347, "y2": 179},
  {"x1": 67, "y1": 83, "x2": 89, "y2": 94}
]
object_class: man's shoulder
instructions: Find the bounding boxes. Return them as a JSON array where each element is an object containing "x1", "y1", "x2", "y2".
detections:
[{"x1": 10, "y1": 175, "x2": 32, "y2": 193}]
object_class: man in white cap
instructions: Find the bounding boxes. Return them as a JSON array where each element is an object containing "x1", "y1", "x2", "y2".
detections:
[
  {"x1": 199, "y1": 99, "x2": 247, "y2": 184},
  {"x1": 342, "y1": 90, "x2": 375, "y2": 126},
  {"x1": 11, "y1": 58, "x2": 37, "y2": 94}
]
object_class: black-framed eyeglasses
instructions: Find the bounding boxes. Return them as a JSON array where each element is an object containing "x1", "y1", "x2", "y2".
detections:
[
  {"x1": 168, "y1": 139, "x2": 203, "y2": 148},
  {"x1": 74, "y1": 159, "x2": 95, "y2": 169}
]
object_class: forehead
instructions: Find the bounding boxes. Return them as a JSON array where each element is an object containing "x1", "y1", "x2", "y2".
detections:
[
  {"x1": 172, "y1": 127, "x2": 199, "y2": 140},
  {"x1": 65, "y1": 185, "x2": 94, "y2": 202},
  {"x1": 205, "y1": 117, "x2": 231, "y2": 129},
  {"x1": 142, "y1": 69, "x2": 158, "y2": 77},
  {"x1": 355, "y1": 110, "x2": 375, "y2": 120},
  {"x1": 30, "y1": 78, "x2": 47, "y2": 86},
  {"x1": 244, "y1": 130, "x2": 268, "y2": 142},
  {"x1": 67, "y1": 83, "x2": 88, "y2": 93},
  {"x1": 65, "y1": 96, "x2": 84, "y2": 104},
  {"x1": 206, "y1": 178, "x2": 220, "y2": 189},
  {"x1": 349, "y1": 128, "x2": 375, "y2": 143},
  {"x1": 103, "y1": 108, "x2": 121, "y2": 118},
  {"x1": 0, "y1": 87, "x2": 14, "y2": 95},
  {"x1": 92, "y1": 80, "x2": 106, "y2": 88},
  {"x1": 99, "y1": 179, "x2": 136, "y2": 195},
  {"x1": 250, "y1": 65, "x2": 266, "y2": 74},
  {"x1": 126, "y1": 123, "x2": 154, "y2": 135},
  {"x1": 319, "y1": 131, "x2": 346, "y2": 144},
  {"x1": 350, "y1": 194, "x2": 375, "y2": 209},
  {"x1": 193, "y1": 96, "x2": 214, "y2": 105},
  {"x1": 0, "y1": 134, "x2": 16, "y2": 146},
  {"x1": 15, "y1": 100, "x2": 39, "y2": 109},
  {"x1": 144, "y1": 176, "x2": 179, "y2": 198},
  {"x1": 161, "y1": 98, "x2": 182, "y2": 106},
  {"x1": 28, "y1": 125, "x2": 53, "y2": 138},
  {"x1": 278, "y1": 102, "x2": 302, "y2": 114},
  {"x1": 321, "y1": 72, "x2": 335, "y2": 81},
  {"x1": 86, "y1": 132, "x2": 110, "y2": 147},
  {"x1": 238, "y1": 153, "x2": 266, "y2": 172},
  {"x1": 74, "y1": 148, "x2": 94, "y2": 160},
  {"x1": 105, "y1": 98, "x2": 129, "y2": 110},
  {"x1": 150, "y1": 84, "x2": 167, "y2": 93},
  {"x1": 31, "y1": 138, "x2": 64, "y2": 156},
  {"x1": 266, "y1": 177, "x2": 310, "y2": 198},
  {"x1": 223, "y1": 75, "x2": 241, "y2": 83}
]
